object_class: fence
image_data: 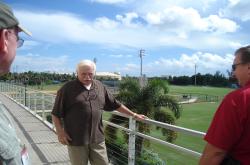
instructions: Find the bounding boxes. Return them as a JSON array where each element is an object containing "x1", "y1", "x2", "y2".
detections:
[
  {"x1": 0, "y1": 82, "x2": 206, "y2": 165},
  {"x1": 171, "y1": 92, "x2": 219, "y2": 103}
]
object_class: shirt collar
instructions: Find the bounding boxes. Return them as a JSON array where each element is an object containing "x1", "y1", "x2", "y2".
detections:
[
  {"x1": 84, "y1": 84, "x2": 92, "y2": 90},
  {"x1": 76, "y1": 79, "x2": 97, "y2": 90}
]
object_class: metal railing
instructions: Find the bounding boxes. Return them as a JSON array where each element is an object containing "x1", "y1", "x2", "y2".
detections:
[{"x1": 0, "y1": 82, "x2": 206, "y2": 165}]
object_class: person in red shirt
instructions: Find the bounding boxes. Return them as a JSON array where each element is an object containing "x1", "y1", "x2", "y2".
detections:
[{"x1": 199, "y1": 45, "x2": 250, "y2": 165}]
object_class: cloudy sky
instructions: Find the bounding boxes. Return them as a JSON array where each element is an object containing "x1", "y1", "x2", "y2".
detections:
[{"x1": 5, "y1": 0, "x2": 250, "y2": 76}]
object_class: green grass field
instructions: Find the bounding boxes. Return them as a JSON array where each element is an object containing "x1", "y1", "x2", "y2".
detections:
[
  {"x1": 169, "y1": 85, "x2": 233, "y2": 97},
  {"x1": 131, "y1": 102, "x2": 220, "y2": 165}
]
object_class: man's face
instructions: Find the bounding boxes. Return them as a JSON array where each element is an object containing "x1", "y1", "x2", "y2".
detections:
[
  {"x1": 0, "y1": 28, "x2": 18, "y2": 74},
  {"x1": 77, "y1": 65, "x2": 95, "y2": 86},
  {"x1": 232, "y1": 54, "x2": 250, "y2": 87}
]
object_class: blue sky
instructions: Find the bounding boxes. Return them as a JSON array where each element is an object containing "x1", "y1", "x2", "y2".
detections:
[{"x1": 4, "y1": 0, "x2": 250, "y2": 76}]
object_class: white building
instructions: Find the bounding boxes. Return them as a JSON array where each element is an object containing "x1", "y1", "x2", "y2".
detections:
[{"x1": 96, "y1": 72, "x2": 122, "y2": 80}]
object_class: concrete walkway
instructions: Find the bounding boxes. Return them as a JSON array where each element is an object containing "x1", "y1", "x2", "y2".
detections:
[{"x1": 0, "y1": 94, "x2": 70, "y2": 165}]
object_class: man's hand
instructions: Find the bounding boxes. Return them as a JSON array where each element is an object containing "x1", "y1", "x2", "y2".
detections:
[
  {"x1": 57, "y1": 129, "x2": 72, "y2": 145},
  {"x1": 133, "y1": 113, "x2": 147, "y2": 121},
  {"x1": 117, "y1": 104, "x2": 148, "y2": 121}
]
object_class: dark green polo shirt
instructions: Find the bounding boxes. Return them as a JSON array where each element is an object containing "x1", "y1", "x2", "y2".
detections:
[{"x1": 52, "y1": 79, "x2": 121, "y2": 146}]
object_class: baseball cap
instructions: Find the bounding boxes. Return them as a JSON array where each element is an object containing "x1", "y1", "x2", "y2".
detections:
[{"x1": 0, "y1": 2, "x2": 32, "y2": 36}]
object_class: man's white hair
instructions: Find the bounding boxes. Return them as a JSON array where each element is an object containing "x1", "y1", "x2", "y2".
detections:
[{"x1": 76, "y1": 60, "x2": 96, "y2": 73}]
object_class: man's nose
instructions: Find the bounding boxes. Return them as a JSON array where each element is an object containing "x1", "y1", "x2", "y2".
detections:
[{"x1": 84, "y1": 75, "x2": 92, "y2": 80}]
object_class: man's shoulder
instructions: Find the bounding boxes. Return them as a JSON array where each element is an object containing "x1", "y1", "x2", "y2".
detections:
[
  {"x1": 227, "y1": 86, "x2": 250, "y2": 98},
  {"x1": 58, "y1": 80, "x2": 78, "y2": 92},
  {"x1": 62, "y1": 80, "x2": 77, "y2": 87},
  {"x1": 93, "y1": 79, "x2": 105, "y2": 87}
]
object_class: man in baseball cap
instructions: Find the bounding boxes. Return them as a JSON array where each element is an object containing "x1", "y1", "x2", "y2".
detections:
[
  {"x1": 0, "y1": 2, "x2": 31, "y2": 74},
  {"x1": 0, "y1": 2, "x2": 31, "y2": 164}
]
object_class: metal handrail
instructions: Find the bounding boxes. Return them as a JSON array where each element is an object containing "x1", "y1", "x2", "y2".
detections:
[{"x1": 107, "y1": 111, "x2": 204, "y2": 157}]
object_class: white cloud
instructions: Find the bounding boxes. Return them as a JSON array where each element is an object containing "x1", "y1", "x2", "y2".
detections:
[
  {"x1": 145, "y1": 6, "x2": 238, "y2": 34},
  {"x1": 90, "y1": 0, "x2": 127, "y2": 4},
  {"x1": 19, "y1": 40, "x2": 40, "y2": 50},
  {"x1": 228, "y1": 42, "x2": 243, "y2": 50},
  {"x1": 116, "y1": 12, "x2": 139, "y2": 28},
  {"x1": 13, "y1": 54, "x2": 72, "y2": 73},
  {"x1": 133, "y1": 0, "x2": 219, "y2": 15},
  {"x1": 94, "y1": 17, "x2": 119, "y2": 29},
  {"x1": 220, "y1": 0, "x2": 250, "y2": 21},
  {"x1": 204, "y1": 15, "x2": 238, "y2": 33},
  {"x1": 120, "y1": 63, "x2": 139, "y2": 72},
  {"x1": 144, "y1": 52, "x2": 234, "y2": 76},
  {"x1": 15, "y1": 9, "x2": 240, "y2": 52},
  {"x1": 114, "y1": 52, "x2": 234, "y2": 76},
  {"x1": 109, "y1": 54, "x2": 133, "y2": 58},
  {"x1": 12, "y1": 51, "x2": 234, "y2": 76},
  {"x1": 16, "y1": 11, "x2": 95, "y2": 43}
]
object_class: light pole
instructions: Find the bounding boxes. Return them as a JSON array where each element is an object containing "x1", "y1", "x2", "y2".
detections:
[
  {"x1": 139, "y1": 49, "x2": 145, "y2": 77},
  {"x1": 194, "y1": 64, "x2": 197, "y2": 86},
  {"x1": 93, "y1": 57, "x2": 97, "y2": 64}
]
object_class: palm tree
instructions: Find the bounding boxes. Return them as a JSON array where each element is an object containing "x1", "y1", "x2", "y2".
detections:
[{"x1": 105, "y1": 78, "x2": 182, "y2": 161}]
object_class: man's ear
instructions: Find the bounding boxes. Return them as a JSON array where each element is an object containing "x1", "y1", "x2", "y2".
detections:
[{"x1": 0, "y1": 30, "x2": 8, "y2": 54}]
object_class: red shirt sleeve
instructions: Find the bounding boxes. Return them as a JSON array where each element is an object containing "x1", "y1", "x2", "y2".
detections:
[{"x1": 204, "y1": 93, "x2": 243, "y2": 151}]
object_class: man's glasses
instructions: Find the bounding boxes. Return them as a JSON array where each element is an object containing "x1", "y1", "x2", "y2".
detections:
[
  {"x1": 7, "y1": 30, "x2": 24, "y2": 48},
  {"x1": 17, "y1": 37, "x2": 24, "y2": 48},
  {"x1": 232, "y1": 62, "x2": 245, "y2": 71}
]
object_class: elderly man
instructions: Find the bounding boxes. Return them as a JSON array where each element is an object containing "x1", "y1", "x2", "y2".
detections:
[
  {"x1": 52, "y1": 60, "x2": 146, "y2": 165},
  {"x1": 0, "y1": 2, "x2": 31, "y2": 164},
  {"x1": 199, "y1": 46, "x2": 250, "y2": 165}
]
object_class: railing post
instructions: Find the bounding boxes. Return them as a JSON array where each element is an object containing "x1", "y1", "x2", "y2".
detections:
[
  {"x1": 28, "y1": 91, "x2": 30, "y2": 108},
  {"x1": 19, "y1": 87, "x2": 22, "y2": 104},
  {"x1": 24, "y1": 84, "x2": 27, "y2": 106},
  {"x1": 34, "y1": 93, "x2": 37, "y2": 114},
  {"x1": 22, "y1": 86, "x2": 25, "y2": 105},
  {"x1": 42, "y1": 93, "x2": 45, "y2": 121},
  {"x1": 128, "y1": 117, "x2": 136, "y2": 165}
]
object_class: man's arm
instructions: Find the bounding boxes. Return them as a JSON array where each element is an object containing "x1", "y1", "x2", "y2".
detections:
[
  {"x1": 199, "y1": 143, "x2": 227, "y2": 165},
  {"x1": 116, "y1": 104, "x2": 146, "y2": 120},
  {"x1": 52, "y1": 115, "x2": 71, "y2": 145}
]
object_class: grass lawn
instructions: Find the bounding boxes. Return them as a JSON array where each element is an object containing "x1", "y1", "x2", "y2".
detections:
[
  {"x1": 28, "y1": 84, "x2": 63, "y2": 94},
  {"x1": 169, "y1": 85, "x2": 233, "y2": 97},
  {"x1": 142, "y1": 102, "x2": 219, "y2": 165}
]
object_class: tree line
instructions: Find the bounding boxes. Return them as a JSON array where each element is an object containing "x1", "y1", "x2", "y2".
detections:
[
  {"x1": 150, "y1": 71, "x2": 235, "y2": 87},
  {"x1": 0, "y1": 71, "x2": 76, "y2": 85},
  {"x1": 0, "y1": 70, "x2": 235, "y2": 87}
]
